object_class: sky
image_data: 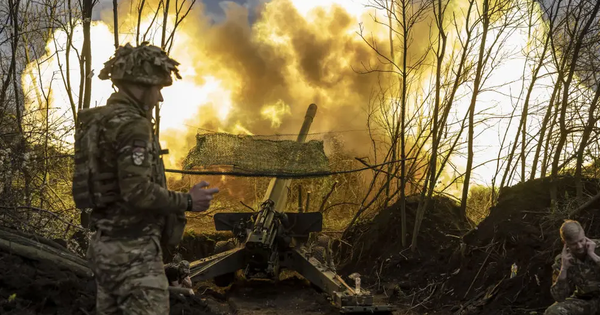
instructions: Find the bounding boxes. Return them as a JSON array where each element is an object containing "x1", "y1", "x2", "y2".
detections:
[
  {"x1": 92, "y1": 0, "x2": 269, "y2": 24},
  {"x1": 90, "y1": 0, "x2": 558, "y2": 24},
  {"x1": 13, "y1": 0, "x2": 600, "y2": 189}
]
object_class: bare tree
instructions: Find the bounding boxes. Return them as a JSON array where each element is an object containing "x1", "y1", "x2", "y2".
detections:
[
  {"x1": 48, "y1": 0, "x2": 81, "y2": 124},
  {"x1": 8, "y1": 0, "x2": 22, "y2": 134},
  {"x1": 573, "y1": 36, "x2": 600, "y2": 197},
  {"x1": 156, "y1": 0, "x2": 195, "y2": 137},
  {"x1": 550, "y1": 0, "x2": 600, "y2": 206},
  {"x1": 387, "y1": 0, "x2": 430, "y2": 247},
  {"x1": 0, "y1": 0, "x2": 200, "y2": 242},
  {"x1": 501, "y1": 0, "x2": 555, "y2": 186},
  {"x1": 459, "y1": 0, "x2": 490, "y2": 218},
  {"x1": 343, "y1": 0, "x2": 432, "y2": 246},
  {"x1": 574, "y1": 80, "x2": 600, "y2": 197},
  {"x1": 113, "y1": 0, "x2": 119, "y2": 48},
  {"x1": 410, "y1": 0, "x2": 450, "y2": 251},
  {"x1": 459, "y1": 0, "x2": 519, "y2": 217},
  {"x1": 79, "y1": 0, "x2": 96, "y2": 111}
]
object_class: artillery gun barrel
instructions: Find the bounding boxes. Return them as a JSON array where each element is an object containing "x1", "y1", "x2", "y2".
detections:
[
  {"x1": 296, "y1": 103, "x2": 317, "y2": 143},
  {"x1": 263, "y1": 104, "x2": 318, "y2": 212}
]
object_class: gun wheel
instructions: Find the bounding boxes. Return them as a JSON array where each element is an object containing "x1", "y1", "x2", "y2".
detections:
[{"x1": 212, "y1": 238, "x2": 237, "y2": 287}]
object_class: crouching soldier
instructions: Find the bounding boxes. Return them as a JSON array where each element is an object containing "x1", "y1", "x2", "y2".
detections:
[
  {"x1": 545, "y1": 220, "x2": 600, "y2": 315},
  {"x1": 165, "y1": 255, "x2": 192, "y2": 288}
]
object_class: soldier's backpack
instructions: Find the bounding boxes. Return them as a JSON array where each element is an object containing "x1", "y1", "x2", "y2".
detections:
[
  {"x1": 73, "y1": 105, "x2": 187, "y2": 246},
  {"x1": 72, "y1": 106, "x2": 121, "y2": 211}
]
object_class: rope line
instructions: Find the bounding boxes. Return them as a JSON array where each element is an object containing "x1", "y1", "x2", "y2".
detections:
[{"x1": 165, "y1": 158, "x2": 414, "y2": 178}]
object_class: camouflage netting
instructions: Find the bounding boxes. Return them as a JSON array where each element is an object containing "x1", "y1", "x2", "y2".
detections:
[
  {"x1": 98, "y1": 42, "x2": 181, "y2": 87},
  {"x1": 183, "y1": 133, "x2": 330, "y2": 175}
]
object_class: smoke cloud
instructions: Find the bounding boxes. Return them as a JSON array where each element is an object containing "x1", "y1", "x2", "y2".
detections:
[{"x1": 91, "y1": 0, "x2": 435, "y2": 169}]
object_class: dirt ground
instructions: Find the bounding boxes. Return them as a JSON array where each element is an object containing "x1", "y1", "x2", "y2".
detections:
[
  {"x1": 2, "y1": 175, "x2": 600, "y2": 315},
  {"x1": 0, "y1": 241, "x2": 394, "y2": 315},
  {"x1": 163, "y1": 233, "x2": 401, "y2": 315},
  {"x1": 0, "y1": 248, "x2": 218, "y2": 315},
  {"x1": 339, "y1": 194, "x2": 471, "y2": 314},
  {"x1": 195, "y1": 276, "x2": 341, "y2": 315}
]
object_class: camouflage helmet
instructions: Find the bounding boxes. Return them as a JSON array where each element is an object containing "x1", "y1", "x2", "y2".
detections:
[
  {"x1": 178, "y1": 260, "x2": 190, "y2": 275},
  {"x1": 98, "y1": 42, "x2": 181, "y2": 87}
]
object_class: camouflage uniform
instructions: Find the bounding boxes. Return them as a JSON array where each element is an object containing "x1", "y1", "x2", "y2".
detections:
[
  {"x1": 81, "y1": 43, "x2": 189, "y2": 315},
  {"x1": 545, "y1": 239, "x2": 600, "y2": 315}
]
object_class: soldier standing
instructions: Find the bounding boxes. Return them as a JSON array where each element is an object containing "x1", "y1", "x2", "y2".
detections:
[
  {"x1": 545, "y1": 220, "x2": 600, "y2": 315},
  {"x1": 72, "y1": 42, "x2": 219, "y2": 314}
]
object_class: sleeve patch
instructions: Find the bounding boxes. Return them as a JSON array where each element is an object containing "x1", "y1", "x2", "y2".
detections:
[{"x1": 132, "y1": 146, "x2": 146, "y2": 165}]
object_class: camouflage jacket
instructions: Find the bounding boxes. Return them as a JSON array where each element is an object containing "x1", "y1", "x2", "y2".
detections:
[
  {"x1": 550, "y1": 239, "x2": 600, "y2": 302},
  {"x1": 89, "y1": 91, "x2": 189, "y2": 238}
]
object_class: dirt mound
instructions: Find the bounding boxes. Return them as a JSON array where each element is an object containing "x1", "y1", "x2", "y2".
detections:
[
  {"x1": 462, "y1": 176, "x2": 600, "y2": 246},
  {"x1": 0, "y1": 249, "x2": 95, "y2": 315},
  {"x1": 0, "y1": 247, "x2": 215, "y2": 315},
  {"x1": 341, "y1": 195, "x2": 471, "y2": 297},
  {"x1": 447, "y1": 176, "x2": 600, "y2": 315},
  {"x1": 340, "y1": 176, "x2": 600, "y2": 314}
]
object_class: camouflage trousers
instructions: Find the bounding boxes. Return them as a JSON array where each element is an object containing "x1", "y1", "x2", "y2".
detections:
[
  {"x1": 544, "y1": 297, "x2": 600, "y2": 315},
  {"x1": 87, "y1": 231, "x2": 169, "y2": 315}
]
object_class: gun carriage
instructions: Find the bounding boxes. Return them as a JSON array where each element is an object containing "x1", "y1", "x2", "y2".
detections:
[{"x1": 187, "y1": 104, "x2": 394, "y2": 313}]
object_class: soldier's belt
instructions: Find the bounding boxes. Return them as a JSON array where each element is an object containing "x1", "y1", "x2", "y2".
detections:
[{"x1": 96, "y1": 222, "x2": 156, "y2": 239}]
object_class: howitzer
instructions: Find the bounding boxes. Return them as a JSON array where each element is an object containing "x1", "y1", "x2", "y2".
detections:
[{"x1": 188, "y1": 104, "x2": 394, "y2": 313}]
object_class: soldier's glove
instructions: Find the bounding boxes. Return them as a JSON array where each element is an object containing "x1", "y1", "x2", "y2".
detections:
[{"x1": 189, "y1": 181, "x2": 220, "y2": 212}]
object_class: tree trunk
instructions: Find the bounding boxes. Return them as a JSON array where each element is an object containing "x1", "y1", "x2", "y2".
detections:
[
  {"x1": 574, "y1": 83, "x2": 600, "y2": 198},
  {"x1": 503, "y1": 23, "x2": 551, "y2": 185},
  {"x1": 113, "y1": 0, "x2": 119, "y2": 49},
  {"x1": 460, "y1": 0, "x2": 490, "y2": 218},
  {"x1": 81, "y1": 0, "x2": 93, "y2": 110},
  {"x1": 530, "y1": 81, "x2": 560, "y2": 180},
  {"x1": 411, "y1": 0, "x2": 447, "y2": 251}
]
